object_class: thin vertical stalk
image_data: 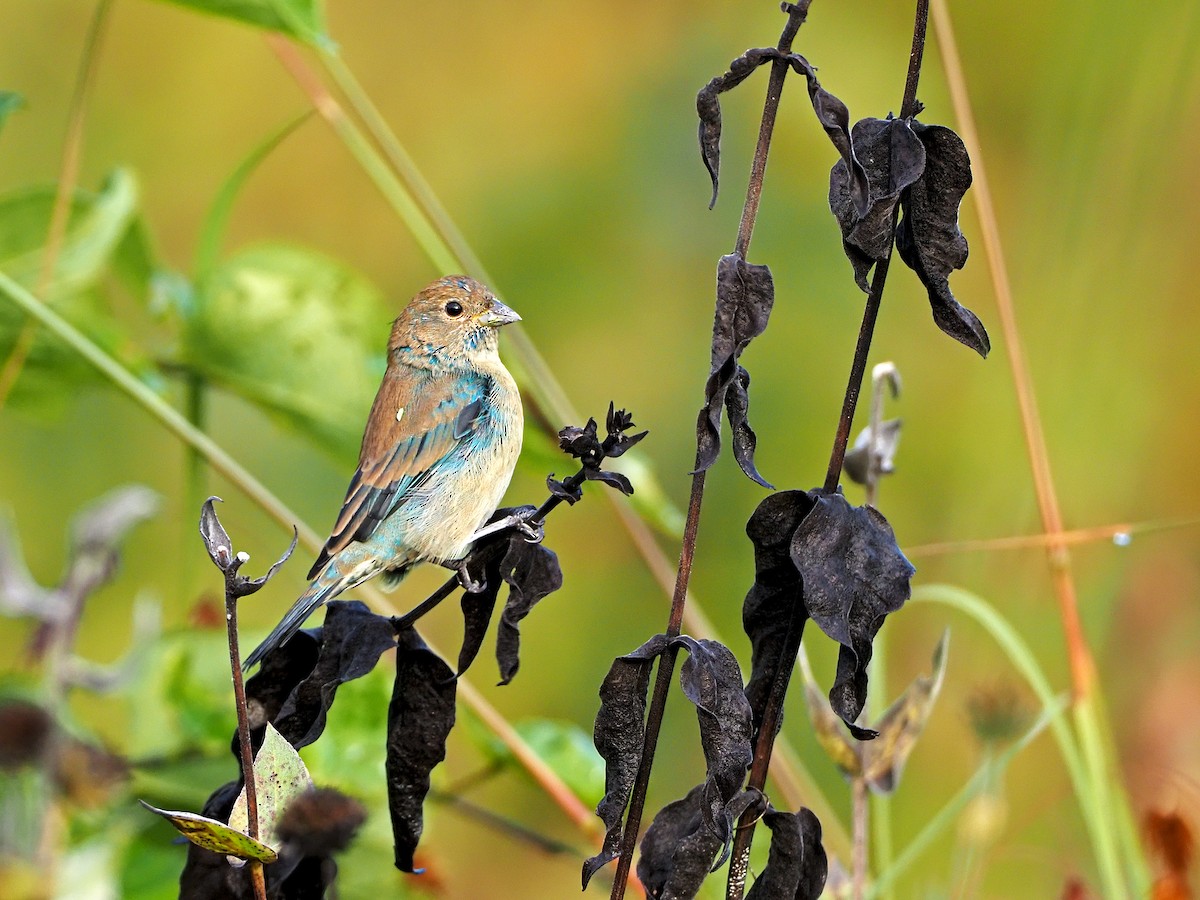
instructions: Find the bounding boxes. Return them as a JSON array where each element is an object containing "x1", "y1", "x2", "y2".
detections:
[
  {"x1": 223, "y1": 570, "x2": 266, "y2": 900},
  {"x1": 929, "y1": 2, "x2": 1143, "y2": 893}
]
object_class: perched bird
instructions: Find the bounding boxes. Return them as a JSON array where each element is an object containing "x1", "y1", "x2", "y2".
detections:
[{"x1": 244, "y1": 276, "x2": 524, "y2": 670}]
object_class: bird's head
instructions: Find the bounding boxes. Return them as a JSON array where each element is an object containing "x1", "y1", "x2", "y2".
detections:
[{"x1": 389, "y1": 276, "x2": 521, "y2": 365}]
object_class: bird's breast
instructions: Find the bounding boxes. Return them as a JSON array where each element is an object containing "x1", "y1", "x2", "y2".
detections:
[{"x1": 406, "y1": 372, "x2": 522, "y2": 562}]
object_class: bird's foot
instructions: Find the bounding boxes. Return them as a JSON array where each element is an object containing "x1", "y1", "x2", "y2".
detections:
[
  {"x1": 468, "y1": 507, "x2": 543, "y2": 545},
  {"x1": 456, "y1": 561, "x2": 486, "y2": 594},
  {"x1": 514, "y1": 516, "x2": 544, "y2": 544}
]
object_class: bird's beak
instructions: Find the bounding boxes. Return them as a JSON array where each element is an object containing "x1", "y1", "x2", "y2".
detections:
[{"x1": 478, "y1": 298, "x2": 522, "y2": 327}]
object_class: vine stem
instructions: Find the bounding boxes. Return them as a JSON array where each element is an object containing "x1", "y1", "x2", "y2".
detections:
[{"x1": 607, "y1": 5, "x2": 813, "y2": 899}]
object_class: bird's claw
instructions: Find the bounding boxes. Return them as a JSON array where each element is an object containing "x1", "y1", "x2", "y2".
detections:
[
  {"x1": 516, "y1": 517, "x2": 544, "y2": 544},
  {"x1": 457, "y1": 563, "x2": 486, "y2": 594}
]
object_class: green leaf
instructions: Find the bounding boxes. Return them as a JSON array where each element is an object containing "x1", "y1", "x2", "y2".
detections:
[
  {"x1": 228, "y1": 722, "x2": 313, "y2": 853},
  {"x1": 0, "y1": 92, "x2": 24, "y2": 137},
  {"x1": 196, "y1": 115, "x2": 310, "y2": 278},
  {"x1": 150, "y1": 0, "x2": 326, "y2": 46},
  {"x1": 183, "y1": 242, "x2": 389, "y2": 459},
  {"x1": 138, "y1": 800, "x2": 279, "y2": 863},
  {"x1": 0, "y1": 170, "x2": 153, "y2": 411},
  {"x1": 0, "y1": 169, "x2": 139, "y2": 296}
]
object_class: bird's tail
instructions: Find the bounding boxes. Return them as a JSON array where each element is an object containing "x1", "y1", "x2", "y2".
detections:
[{"x1": 243, "y1": 573, "x2": 344, "y2": 672}]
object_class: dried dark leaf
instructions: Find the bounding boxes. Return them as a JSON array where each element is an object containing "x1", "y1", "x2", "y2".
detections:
[
  {"x1": 862, "y1": 630, "x2": 948, "y2": 794},
  {"x1": 725, "y1": 365, "x2": 772, "y2": 488},
  {"x1": 788, "y1": 55, "x2": 868, "y2": 217},
  {"x1": 696, "y1": 48, "x2": 779, "y2": 209},
  {"x1": 387, "y1": 627, "x2": 456, "y2": 873},
  {"x1": 711, "y1": 253, "x2": 775, "y2": 371},
  {"x1": 830, "y1": 117, "x2": 926, "y2": 291},
  {"x1": 895, "y1": 122, "x2": 989, "y2": 356},
  {"x1": 744, "y1": 808, "x2": 828, "y2": 900},
  {"x1": 637, "y1": 784, "x2": 725, "y2": 900},
  {"x1": 276, "y1": 787, "x2": 367, "y2": 858},
  {"x1": 603, "y1": 403, "x2": 648, "y2": 458},
  {"x1": 245, "y1": 630, "x2": 322, "y2": 728},
  {"x1": 456, "y1": 588, "x2": 498, "y2": 677},
  {"x1": 271, "y1": 600, "x2": 397, "y2": 750},
  {"x1": 696, "y1": 255, "x2": 774, "y2": 479},
  {"x1": 583, "y1": 633, "x2": 671, "y2": 888},
  {"x1": 742, "y1": 491, "x2": 816, "y2": 737},
  {"x1": 496, "y1": 539, "x2": 562, "y2": 684},
  {"x1": 586, "y1": 469, "x2": 635, "y2": 496},
  {"x1": 674, "y1": 636, "x2": 754, "y2": 845},
  {"x1": 546, "y1": 474, "x2": 583, "y2": 505},
  {"x1": 791, "y1": 492, "x2": 914, "y2": 738},
  {"x1": 559, "y1": 418, "x2": 602, "y2": 464},
  {"x1": 199, "y1": 496, "x2": 234, "y2": 570}
]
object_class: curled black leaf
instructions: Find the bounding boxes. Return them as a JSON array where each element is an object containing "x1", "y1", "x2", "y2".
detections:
[
  {"x1": 830, "y1": 116, "x2": 927, "y2": 291},
  {"x1": 742, "y1": 490, "x2": 912, "y2": 741},
  {"x1": 637, "y1": 784, "x2": 725, "y2": 899},
  {"x1": 742, "y1": 491, "x2": 815, "y2": 737},
  {"x1": 791, "y1": 492, "x2": 914, "y2": 738},
  {"x1": 787, "y1": 54, "x2": 869, "y2": 217},
  {"x1": 546, "y1": 474, "x2": 583, "y2": 505},
  {"x1": 696, "y1": 254, "x2": 774, "y2": 483},
  {"x1": 495, "y1": 537, "x2": 562, "y2": 685},
  {"x1": 387, "y1": 627, "x2": 456, "y2": 874},
  {"x1": 674, "y1": 636, "x2": 754, "y2": 850},
  {"x1": 895, "y1": 122, "x2": 989, "y2": 356},
  {"x1": 583, "y1": 633, "x2": 671, "y2": 888},
  {"x1": 456, "y1": 588, "x2": 498, "y2": 678},
  {"x1": 744, "y1": 807, "x2": 828, "y2": 900},
  {"x1": 277, "y1": 787, "x2": 367, "y2": 858},
  {"x1": 199, "y1": 496, "x2": 234, "y2": 571},
  {"x1": 696, "y1": 48, "x2": 780, "y2": 208},
  {"x1": 267, "y1": 600, "x2": 397, "y2": 750},
  {"x1": 725, "y1": 365, "x2": 772, "y2": 488}
]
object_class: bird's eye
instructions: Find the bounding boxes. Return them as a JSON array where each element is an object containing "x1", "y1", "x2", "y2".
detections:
[{"x1": 444, "y1": 300, "x2": 464, "y2": 318}]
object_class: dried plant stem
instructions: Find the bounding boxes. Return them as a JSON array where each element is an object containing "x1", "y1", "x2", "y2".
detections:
[
  {"x1": 0, "y1": 0, "x2": 112, "y2": 412},
  {"x1": 824, "y1": 0, "x2": 928, "y2": 494},
  {"x1": 852, "y1": 775, "x2": 869, "y2": 900},
  {"x1": 224, "y1": 569, "x2": 266, "y2": 900},
  {"x1": 605, "y1": 8, "x2": 815, "y2": 898}
]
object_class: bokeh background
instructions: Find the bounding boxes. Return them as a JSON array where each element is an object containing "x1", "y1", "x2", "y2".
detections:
[{"x1": 2, "y1": 0, "x2": 1198, "y2": 897}]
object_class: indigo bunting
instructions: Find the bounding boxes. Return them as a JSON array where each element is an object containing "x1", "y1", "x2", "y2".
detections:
[{"x1": 244, "y1": 276, "x2": 523, "y2": 670}]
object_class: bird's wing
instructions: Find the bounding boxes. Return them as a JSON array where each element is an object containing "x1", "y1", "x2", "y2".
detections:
[{"x1": 308, "y1": 371, "x2": 489, "y2": 578}]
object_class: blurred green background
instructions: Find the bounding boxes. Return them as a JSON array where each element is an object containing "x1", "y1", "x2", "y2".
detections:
[{"x1": 1, "y1": 0, "x2": 1198, "y2": 897}]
